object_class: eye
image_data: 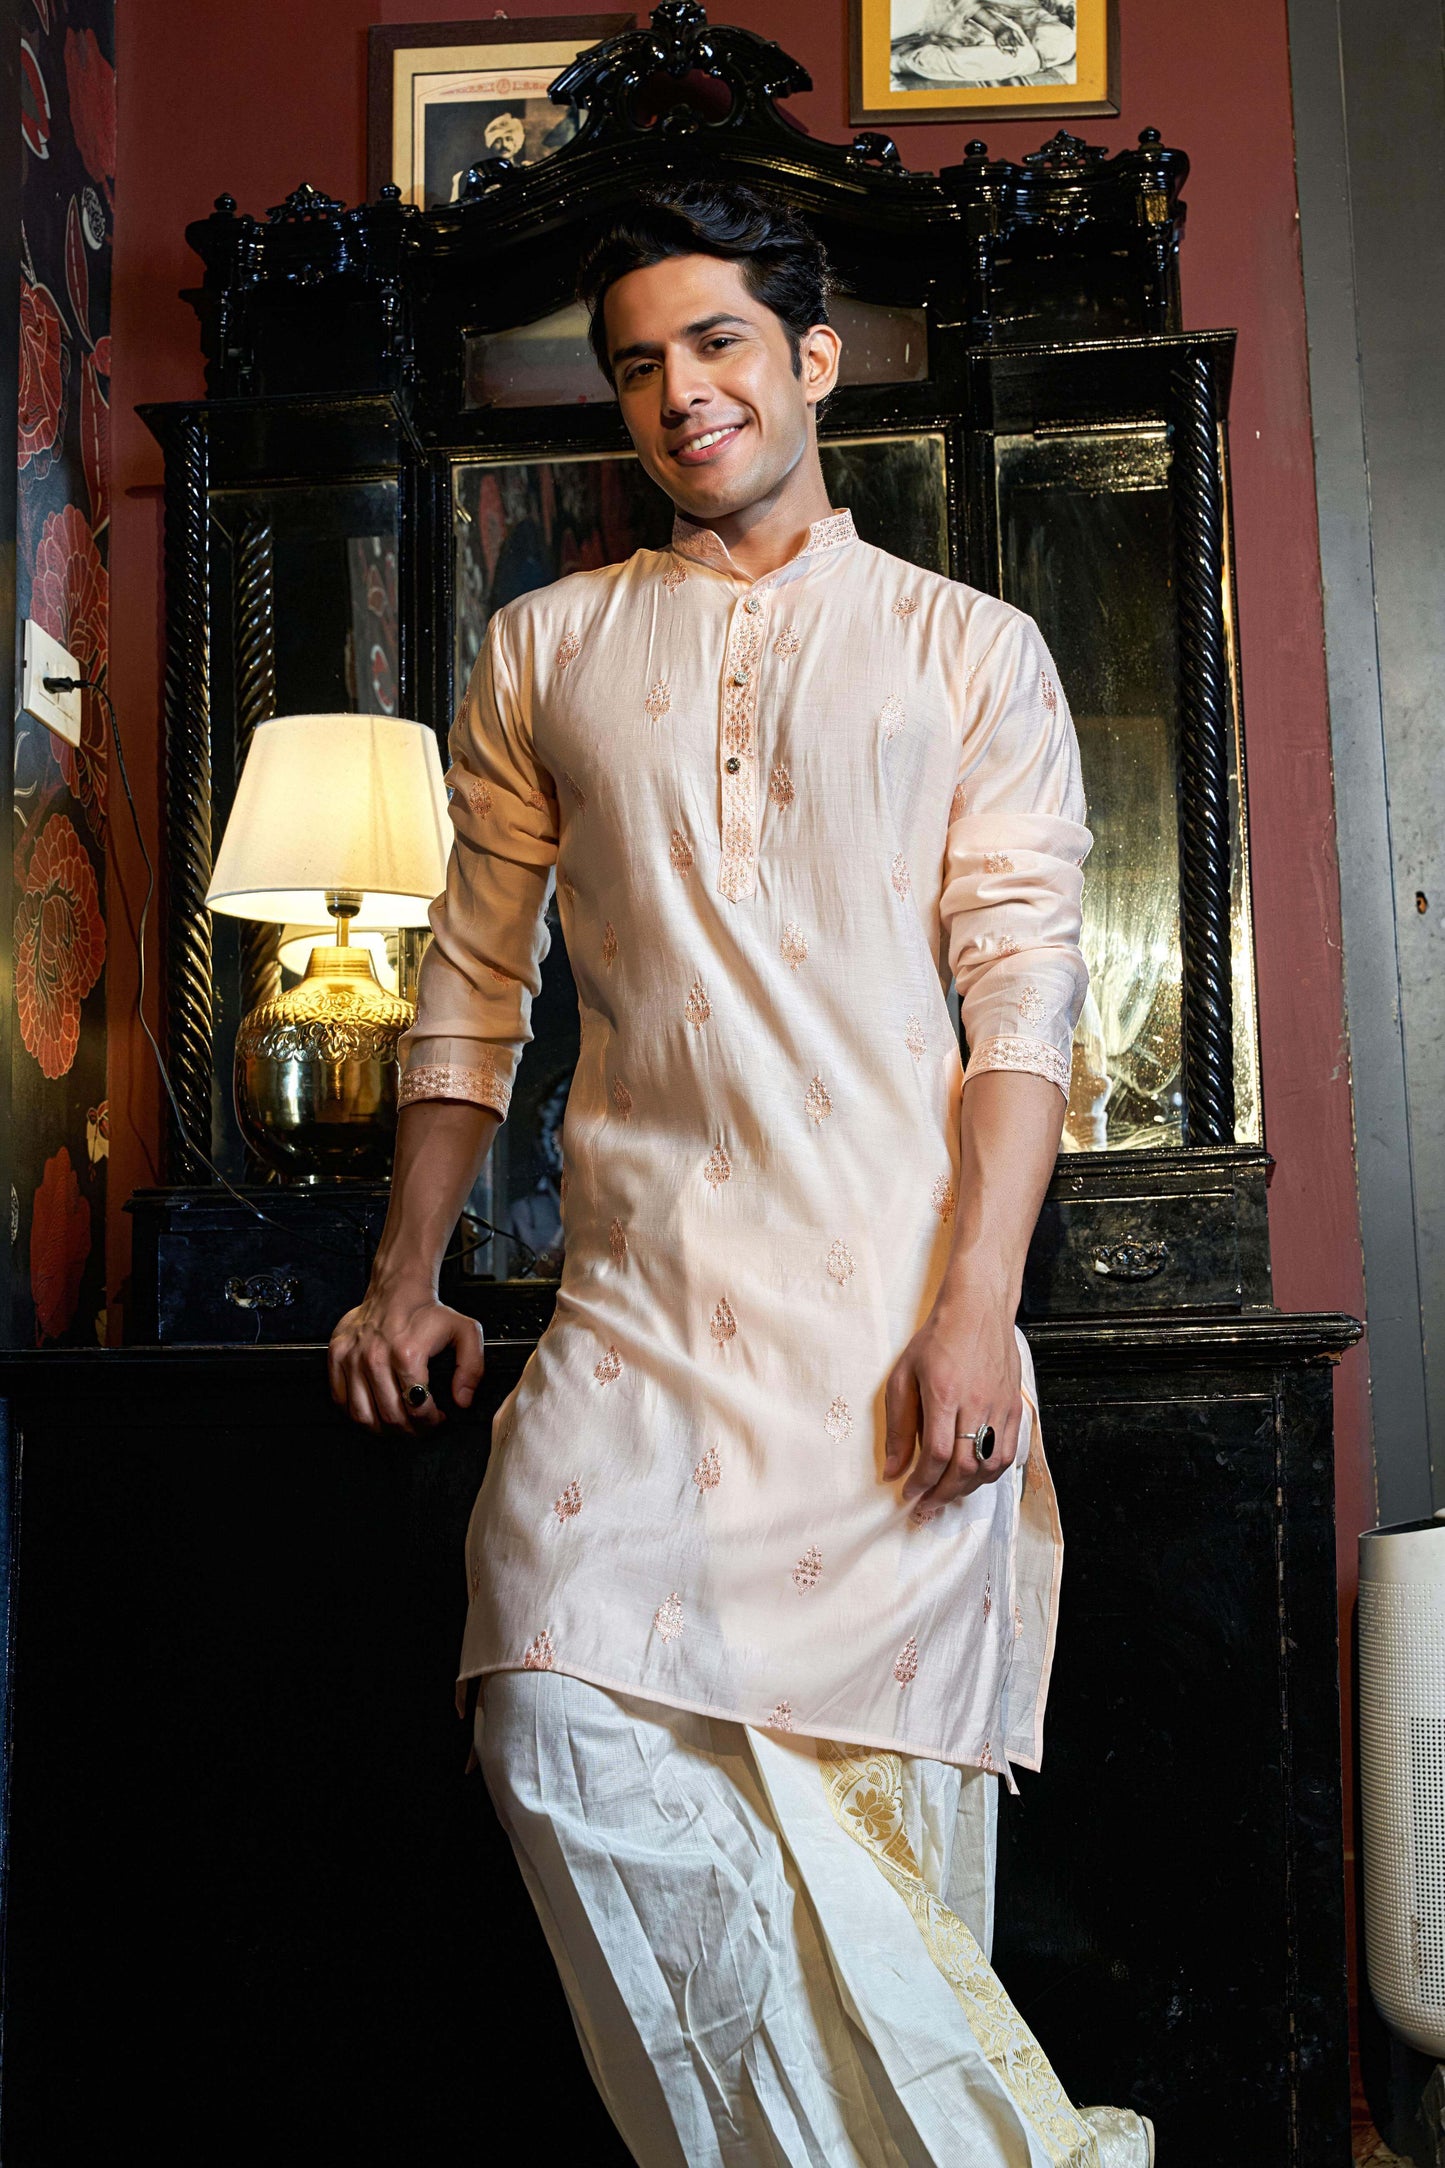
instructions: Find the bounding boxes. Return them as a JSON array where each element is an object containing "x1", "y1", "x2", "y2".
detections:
[{"x1": 703, "y1": 335, "x2": 738, "y2": 354}]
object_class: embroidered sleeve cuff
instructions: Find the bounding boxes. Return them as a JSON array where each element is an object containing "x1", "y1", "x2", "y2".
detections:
[
  {"x1": 398, "y1": 1061, "x2": 511, "y2": 1117},
  {"x1": 964, "y1": 1035, "x2": 1071, "y2": 1098}
]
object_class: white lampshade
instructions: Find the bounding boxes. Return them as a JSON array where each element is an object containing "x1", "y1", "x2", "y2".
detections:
[{"x1": 206, "y1": 712, "x2": 450, "y2": 928}]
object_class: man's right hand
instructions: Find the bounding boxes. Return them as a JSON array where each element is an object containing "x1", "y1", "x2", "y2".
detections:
[{"x1": 328, "y1": 1279, "x2": 486, "y2": 1433}]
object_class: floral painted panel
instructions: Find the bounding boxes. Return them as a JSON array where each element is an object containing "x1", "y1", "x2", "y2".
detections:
[{"x1": 14, "y1": 0, "x2": 114, "y2": 1344}]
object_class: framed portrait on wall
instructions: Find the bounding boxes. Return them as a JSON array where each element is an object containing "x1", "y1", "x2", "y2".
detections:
[
  {"x1": 850, "y1": 0, "x2": 1118, "y2": 128},
  {"x1": 367, "y1": 16, "x2": 633, "y2": 209}
]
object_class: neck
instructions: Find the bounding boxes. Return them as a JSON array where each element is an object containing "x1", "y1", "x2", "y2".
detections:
[{"x1": 674, "y1": 444, "x2": 833, "y2": 580}]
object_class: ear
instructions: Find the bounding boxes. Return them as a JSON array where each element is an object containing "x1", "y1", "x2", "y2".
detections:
[{"x1": 801, "y1": 322, "x2": 843, "y2": 408}]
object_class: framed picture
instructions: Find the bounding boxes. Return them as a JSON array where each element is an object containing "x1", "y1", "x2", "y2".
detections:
[
  {"x1": 367, "y1": 16, "x2": 634, "y2": 210},
  {"x1": 850, "y1": 0, "x2": 1119, "y2": 128}
]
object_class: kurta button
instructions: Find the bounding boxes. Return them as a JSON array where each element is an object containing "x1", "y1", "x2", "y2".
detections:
[
  {"x1": 744, "y1": 598, "x2": 761, "y2": 614},
  {"x1": 732, "y1": 668, "x2": 749, "y2": 686},
  {"x1": 725, "y1": 755, "x2": 741, "y2": 773}
]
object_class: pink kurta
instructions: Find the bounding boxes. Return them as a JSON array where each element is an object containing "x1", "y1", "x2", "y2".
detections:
[{"x1": 400, "y1": 506, "x2": 1092, "y2": 1784}]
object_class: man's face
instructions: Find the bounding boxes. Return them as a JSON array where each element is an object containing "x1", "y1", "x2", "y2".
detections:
[{"x1": 602, "y1": 253, "x2": 840, "y2": 523}]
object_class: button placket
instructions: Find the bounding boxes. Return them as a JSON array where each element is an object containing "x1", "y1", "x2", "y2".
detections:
[{"x1": 717, "y1": 584, "x2": 768, "y2": 902}]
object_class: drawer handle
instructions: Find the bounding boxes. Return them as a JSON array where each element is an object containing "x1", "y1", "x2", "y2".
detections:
[
  {"x1": 224, "y1": 1270, "x2": 300, "y2": 1312},
  {"x1": 1091, "y1": 1240, "x2": 1169, "y2": 1282}
]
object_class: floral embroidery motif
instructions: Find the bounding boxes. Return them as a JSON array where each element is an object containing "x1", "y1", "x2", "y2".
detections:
[
  {"x1": 910, "y1": 1501, "x2": 942, "y2": 1526},
  {"x1": 905, "y1": 1015, "x2": 927, "y2": 1060},
  {"x1": 983, "y1": 851, "x2": 1014, "y2": 875},
  {"x1": 1013, "y1": 1602, "x2": 1025, "y2": 1642},
  {"x1": 555, "y1": 632, "x2": 581, "y2": 671},
  {"x1": 780, "y1": 921, "x2": 808, "y2": 969},
  {"x1": 890, "y1": 853, "x2": 911, "y2": 899},
  {"x1": 719, "y1": 597, "x2": 766, "y2": 901},
  {"x1": 486, "y1": 963, "x2": 513, "y2": 984},
  {"x1": 554, "y1": 1480, "x2": 582, "y2": 1523},
  {"x1": 703, "y1": 1145, "x2": 732, "y2": 1187},
  {"x1": 767, "y1": 1701, "x2": 795, "y2": 1732},
  {"x1": 669, "y1": 828, "x2": 694, "y2": 875},
  {"x1": 826, "y1": 1239, "x2": 855, "y2": 1285},
  {"x1": 710, "y1": 1296, "x2": 737, "y2": 1344},
  {"x1": 601, "y1": 920, "x2": 618, "y2": 967},
  {"x1": 996, "y1": 934, "x2": 1021, "y2": 956},
  {"x1": 399, "y1": 1060, "x2": 508, "y2": 1116},
  {"x1": 824, "y1": 1394, "x2": 853, "y2": 1443},
  {"x1": 967, "y1": 1037, "x2": 1070, "y2": 1094},
  {"x1": 894, "y1": 1635, "x2": 919, "y2": 1686},
  {"x1": 846, "y1": 1786, "x2": 894, "y2": 1841},
  {"x1": 979, "y1": 1740, "x2": 999, "y2": 1775},
  {"x1": 594, "y1": 1344, "x2": 623, "y2": 1384},
  {"x1": 685, "y1": 977, "x2": 711, "y2": 1026},
  {"x1": 931, "y1": 1175, "x2": 956, "y2": 1221},
  {"x1": 1040, "y1": 669, "x2": 1057, "y2": 715},
  {"x1": 664, "y1": 560, "x2": 688, "y2": 595},
  {"x1": 462, "y1": 777, "x2": 493, "y2": 819},
  {"x1": 560, "y1": 873, "x2": 578, "y2": 905},
  {"x1": 769, "y1": 760, "x2": 795, "y2": 809},
  {"x1": 611, "y1": 1077, "x2": 633, "y2": 1119},
  {"x1": 645, "y1": 678, "x2": 671, "y2": 722},
  {"x1": 880, "y1": 695, "x2": 906, "y2": 743},
  {"x1": 949, "y1": 782, "x2": 969, "y2": 824},
  {"x1": 608, "y1": 1217, "x2": 627, "y2": 1263},
  {"x1": 893, "y1": 595, "x2": 918, "y2": 619},
  {"x1": 793, "y1": 1544, "x2": 823, "y2": 1592},
  {"x1": 1017, "y1": 982, "x2": 1047, "y2": 1027},
  {"x1": 654, "y1": 1591, "x2": 685, "y2": 1644},
  {"x1": 526, "y1": 787, "x2": 548, "y2": 811},
  {"x1": 804, "y1": 1073, "x2": 833, "y2": 1124},
  {"x1": 773, "y1": 626, "x2": 801, "y2": 658},
  {"x1": 983, "y1": 1573, "x2": 992, "y2": 1621},
  {"x1": 563, "y1": 770, "x2": 587, "y2": 809},
  {"x1": 523, "y1": 1630, "x2": 556, "y2": 1671},
  {"x1": 694, "y1": 1445, "x2": 721, "y2": 1492}
]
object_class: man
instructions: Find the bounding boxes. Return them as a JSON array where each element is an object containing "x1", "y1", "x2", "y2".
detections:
[{"x1": 329, "y1": 181, "x2": 1154, "y2": 2167}]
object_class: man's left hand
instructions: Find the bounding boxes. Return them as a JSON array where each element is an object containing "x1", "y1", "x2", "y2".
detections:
[{"x1": 882, "y1": 1290, "x2": 1022, "y2": 1511}]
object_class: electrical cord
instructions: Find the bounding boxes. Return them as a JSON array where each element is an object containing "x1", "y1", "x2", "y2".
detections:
[{"x1": 42, "y1": 673, "x2": 539, "y2": 1275}]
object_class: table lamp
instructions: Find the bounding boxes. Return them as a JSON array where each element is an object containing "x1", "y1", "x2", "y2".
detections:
[{"x1": 206, "y1": 712, "x2": 450, "y2": 1179}]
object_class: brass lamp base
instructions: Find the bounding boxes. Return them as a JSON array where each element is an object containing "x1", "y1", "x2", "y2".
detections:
[{"x1": 234, "y1": 939, "x2": 415, "y2": 1179}]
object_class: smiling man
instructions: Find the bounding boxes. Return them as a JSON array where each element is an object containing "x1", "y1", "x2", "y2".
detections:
[{"x1": 329, "y1": 182, "x2": 1153, "y2": 2166}]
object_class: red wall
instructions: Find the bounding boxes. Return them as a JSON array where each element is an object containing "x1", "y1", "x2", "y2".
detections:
[{"x1": 110, "y1": 0, "x2": 1373, "y2": 1998}]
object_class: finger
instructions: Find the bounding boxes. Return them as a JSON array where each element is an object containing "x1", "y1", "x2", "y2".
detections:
[
  {"x1": 366, "y1": 1350, "x2": 425, "y2": 1434},
  {"x1": 346, "y1": 1367, "x2": 382, "y2": 1433},
  {"x1": 903, "y1": 1372, "x2": 958, "y2": 1501},
  {"x1": 448, "y1": 1315, "x2": 487, "y2": 1408},
  {"x1": 387, "y1": 1343, "x2": 446, "y2": 1431},
  {"x1": 883, "y1": 1360, "x2": 920, "y2": 1478}
]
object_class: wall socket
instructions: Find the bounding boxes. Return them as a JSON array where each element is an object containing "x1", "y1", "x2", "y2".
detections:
[{"x1": 21, "y1": 619, "x2": 83, "y2": 748}]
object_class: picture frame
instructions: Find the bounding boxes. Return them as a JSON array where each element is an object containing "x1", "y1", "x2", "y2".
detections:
[
  {"x1": 850, "y1": 0, "x2": 1119, "y2": 129},
  {"x1": 366, "y1": 16, "x2": 634, "y2": 210}
]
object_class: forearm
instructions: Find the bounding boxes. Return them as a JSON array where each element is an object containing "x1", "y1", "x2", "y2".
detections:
[
  {"x1": 371, "y1": 1098, "x2": 501, "y2": 1296},
  {"x1": 937, "y1": 1068, "x2": 1063, "y2": 1318}
]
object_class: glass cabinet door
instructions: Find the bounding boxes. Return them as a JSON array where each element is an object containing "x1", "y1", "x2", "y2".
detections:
[{"x1": 993, "y1": 424, "x2": 1260, "y2": 1152}]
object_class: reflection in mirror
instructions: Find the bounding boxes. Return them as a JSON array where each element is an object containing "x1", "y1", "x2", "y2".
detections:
[
  {"x1": 450, "y1": 430, "x2": 949, "y2": 1271},
  {"x1": 995, "y1": 427, "x2": 1187, "y2": 1151},
  {"x1": 462, "y1": 292, "x2": 929, "y2": 409}
]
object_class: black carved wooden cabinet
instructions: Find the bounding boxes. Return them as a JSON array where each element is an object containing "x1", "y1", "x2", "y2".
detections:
[{"x1": 0, "y1": 7, "x2": 1361, "y2": 2162}]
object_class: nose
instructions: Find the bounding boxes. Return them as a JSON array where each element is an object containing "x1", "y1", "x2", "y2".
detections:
[{"x1": 658, "y1": 344, "x2": 712, "y2": 426}]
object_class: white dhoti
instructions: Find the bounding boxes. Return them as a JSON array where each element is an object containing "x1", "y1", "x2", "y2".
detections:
[{"x1": 478, "y1": 1671, "x2": 1153, "y2": 2167}]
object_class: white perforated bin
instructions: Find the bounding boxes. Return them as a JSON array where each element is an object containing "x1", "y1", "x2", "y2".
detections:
[{"x1": 1359, "y1": 1515, "x2": 1445, "y2": 2058}]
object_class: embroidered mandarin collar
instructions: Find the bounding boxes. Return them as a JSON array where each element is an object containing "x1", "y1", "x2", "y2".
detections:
[{"x1": 667, "y1": 506, "x2": 857, "y2": 581}]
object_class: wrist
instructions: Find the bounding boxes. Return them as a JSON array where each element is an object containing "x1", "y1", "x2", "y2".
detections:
[
  {"x1": 935, "y1": 1247, "x2": 1020, "y2": 1321},
  {"x1": 368, "y1": 1249, "x2": 441, "y2": 1305}
]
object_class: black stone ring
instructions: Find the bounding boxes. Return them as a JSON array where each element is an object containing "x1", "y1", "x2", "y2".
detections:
[
  {"x1": 404, "y1": 1381, "x2": 431, "y2": 1410},
  {"x1": 957, "y1": 1422, "x2": 996, "y2": 1461}
]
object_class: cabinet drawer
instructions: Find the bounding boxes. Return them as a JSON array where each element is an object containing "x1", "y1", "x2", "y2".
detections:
[{"x1": 1021, "y1": 1188, "x2": 1242, "y2": 1317}]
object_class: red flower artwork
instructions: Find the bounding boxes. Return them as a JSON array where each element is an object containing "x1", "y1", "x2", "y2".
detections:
[
  {"x1": 15, "y1": 813, "x2": 106, "y2": 1080},
  {"x1": 30, "y1": 504, "x2": 109, "y2": 828},
  {"x1": 31, "y1": 1145, "x2": 91, "y2": 1344},
  {"x1": 64, "y1": 30, "x2": 115, "y2": 201},
  {"x1": 18, "y1": 274, "x2": 67, "y2": 474}
]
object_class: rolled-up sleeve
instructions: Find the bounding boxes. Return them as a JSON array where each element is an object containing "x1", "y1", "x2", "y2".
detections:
[
  {"x1": 941, "y1": 608, "x2": 1092, "y2": 1099},
  {"x1": 398, "y1": 608, "x2": 559, "y2": 1116}
]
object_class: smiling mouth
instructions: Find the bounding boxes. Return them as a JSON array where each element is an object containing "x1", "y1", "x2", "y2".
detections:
[{"x1": 671, "y1": 423, "x2": 745, "y2": 467}]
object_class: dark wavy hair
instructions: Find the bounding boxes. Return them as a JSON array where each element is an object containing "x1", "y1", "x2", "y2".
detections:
[{"x1": 576, "y1": 180, "x2": 831, "y2": 385}]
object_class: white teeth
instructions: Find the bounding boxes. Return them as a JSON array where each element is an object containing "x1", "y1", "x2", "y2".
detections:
[{"x1": 685, "y1": 428, "x2": 734, "y2": 451}]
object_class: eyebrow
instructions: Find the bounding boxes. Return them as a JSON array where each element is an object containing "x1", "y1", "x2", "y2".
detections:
[{"x1": 609, "y1": 313, "x2": 754, "y2": 370}]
